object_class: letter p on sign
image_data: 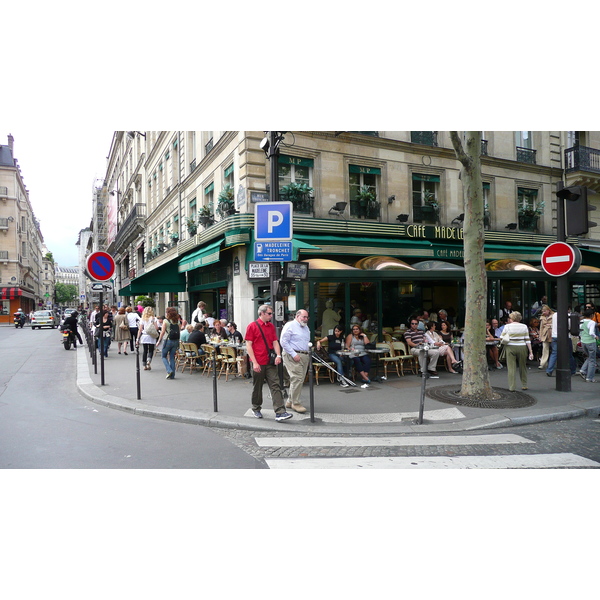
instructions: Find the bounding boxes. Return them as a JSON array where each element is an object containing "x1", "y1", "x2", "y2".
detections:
[{"x1": 255, "y1": 201, "x2": 293, "y2": 241}]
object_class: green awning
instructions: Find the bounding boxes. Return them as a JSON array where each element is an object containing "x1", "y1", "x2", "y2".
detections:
[
  {"x1": 129, "y1": 259, "x2": 186, "y2": 294},
  {"x1": 178, "y1": 239, "x2": 223, "y2": 273},
  {"x1": 279, "y1": 155, "x2": 314, "y2": 168},
  {"x1": 204, "y1": 182, "x2": 214, "y2": 194},
  {"x1": 349, "y1": 164, "x2": 381, "y2": 175},
  {"x1": 118, "y1": 285, "x2": 133, "y2": 296},
  {"x1": 484, "y1": 243, "x2": 543, "y2": 262},
  {"x1": 412, "y1": 173, "x2": 441, "y2": 183},
  {"x1": 224, "y1": 163, "x2": 234, "y2": 178}
]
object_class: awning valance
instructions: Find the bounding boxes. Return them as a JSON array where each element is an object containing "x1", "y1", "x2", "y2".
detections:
[
  {"x1": 129, "y1": 260, "x2": 186, "y2": 294},
  {"x1": 178, "y1": 239, "x2": 223, "y2": 273},
  {"x1": 0, "y1": 287, "x2": 22, "y2": 300}
]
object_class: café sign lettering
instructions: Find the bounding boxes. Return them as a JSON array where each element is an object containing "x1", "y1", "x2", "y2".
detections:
[{"x1": 404, "y1": 224, "x2": 464, "y2": 240}]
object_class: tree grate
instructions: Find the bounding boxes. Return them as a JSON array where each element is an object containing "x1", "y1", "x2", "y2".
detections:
[{"x1": 426, "y1": 385, "x2": 537, "y2": 409}]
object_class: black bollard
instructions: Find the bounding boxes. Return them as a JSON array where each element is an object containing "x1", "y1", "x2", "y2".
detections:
[
  {"x1": 135, "y1": 344, "x2": 141, "y2": 400},
  {"x1": 309, "y1": 353, "x2": 315, "y2": 423},
  {"x1": 417, "y1": 346, "x2": 429, "y2": 425}
]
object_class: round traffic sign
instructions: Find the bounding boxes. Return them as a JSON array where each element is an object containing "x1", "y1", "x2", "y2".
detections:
[
  {"x1": 86, "y1": 251, "x2": 116, "y2": 281},
  {"x1": 541, "y1": 242, "x2": 581, "y2": 277}
]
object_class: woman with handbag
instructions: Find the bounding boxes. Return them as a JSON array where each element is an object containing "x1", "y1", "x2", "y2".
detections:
[
  {"x1": 113, "y1": 307, "x2": 131, "y2": 355},
  {"x1": 538, "y1": 305, "x2": 554, "y2": 370},
  {"x1": 136, "y1": 306, "x2": 159, "y2": 370},
  {"x1": 94, "y1": 308, "x2": 113, "y2": 358},
  {"x1": 426, "y1": 320, "x2": 461, "y2": 374}
]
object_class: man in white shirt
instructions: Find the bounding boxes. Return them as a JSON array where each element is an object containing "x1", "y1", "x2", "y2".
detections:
[
  {"x1": 545, "y1": 311, "x2": 576, "y2": 376},
  {"x1": 280, "y1": 309, "x2": 311, "y2": 413}
]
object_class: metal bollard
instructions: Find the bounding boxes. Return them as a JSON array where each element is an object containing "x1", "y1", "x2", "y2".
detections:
[{"x1": 417, "y1": 345, "x2": 430, "y2": 425}]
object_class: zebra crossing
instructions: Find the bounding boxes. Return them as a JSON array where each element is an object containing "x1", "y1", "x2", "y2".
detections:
[{"x1": 255, "y1": 433, "x2": 600, "y2": 469}]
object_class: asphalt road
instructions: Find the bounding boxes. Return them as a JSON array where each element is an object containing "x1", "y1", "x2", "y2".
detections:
[{"x1": 0, "y1": 326, "x2": 265, "y2": 468}]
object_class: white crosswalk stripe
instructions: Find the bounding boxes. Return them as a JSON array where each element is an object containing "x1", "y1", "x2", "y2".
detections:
[
  {"x1": 255, "y1": 434, "x2": 534, "y2": 448},
  {"x1": 265, "y1": 453, "x2": 600, "y2": 469},
  {"x1": 256, "y1": 433, "x2": 600, "y2": 469}
]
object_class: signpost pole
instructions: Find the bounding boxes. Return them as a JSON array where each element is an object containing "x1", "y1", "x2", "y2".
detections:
[
  {"x1": 99, "y1": 291, "x2": 105, "y2": 386},
  {"x1": 555, "y1": 182, "x2": 570, "y2": 392}
]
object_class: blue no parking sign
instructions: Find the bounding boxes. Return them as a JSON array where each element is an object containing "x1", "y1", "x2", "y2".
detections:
[{"x1": 255, "y1": 201, "x2": 293, "y2": 241}]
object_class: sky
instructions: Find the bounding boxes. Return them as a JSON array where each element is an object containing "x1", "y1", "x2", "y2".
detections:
[{"x1": 1, "y1": 127, "x2": 114, "y2": 266}]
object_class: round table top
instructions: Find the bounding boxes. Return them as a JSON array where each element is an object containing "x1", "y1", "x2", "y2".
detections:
[{"x1": 367, "y1": 348, "x2": 387, "y2": 354}]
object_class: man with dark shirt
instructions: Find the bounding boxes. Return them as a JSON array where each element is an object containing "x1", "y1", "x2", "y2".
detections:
[
  {"x1": 188, "y1": 323, "x2": 207, "y2": 350},
  {"x1": 226, "y1": 322, "x2": 243, "y2": 344},
  {"x1": 63, "y1": 311, "x2": 83, "y2": 347}
]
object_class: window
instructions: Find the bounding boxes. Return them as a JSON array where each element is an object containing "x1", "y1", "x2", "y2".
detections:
[
  {"x1": 279, "y1": 155, "x2": 314, "y2": 214},
  {"x1": 412, "y1": 174, "x2": 440, "y2": 224},
  {"x1": 349, "y1": 165, "x2": 380, "y2": 219},
  {"x1": 517, "y1": 187, "x2": 542, "y2": 232},
  {"x1": 204, "y1": 182, "x2": 214, "y2": 213},
  {"x1": 483, "y1": 182, "x2": 491, "y2": 229},
  {"x1": 411, "y1": 132, "x2": 438, "y2": 146},
  {"x1": 515, "y1": 131, "x2": 536, "y2": 164},
  {"x1": 224, "y1": 163, "x2": 234, "y2": 189}
]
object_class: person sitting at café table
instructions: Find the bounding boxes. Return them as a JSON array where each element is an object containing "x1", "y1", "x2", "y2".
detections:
[
  {"x1": 404, "y1": 317, "x2": 441, "y2": 378},
  {"x1": 425, "y1": 321, "x2": 460, "y2": 374},
  {"x1": 486, "y1": 320, "x2": 503, "y2": 369},
  {"x1": 435, "y1": 308, "x2": 454, "y2": 331},
  {"x1": 227, "y1": 322, "x2": 243, "y2": 344},
  {"x1": 180, "y1": 323, "x2": 194, "y2": 343},
  {"x1": 187, "y1": 322, "x2": 207, "y2": 356},
  {"x1": 211, "y1": 319, "x2": 229, "y2": 341},
  {"x1": 316, "y1": 325, "x2": 351, "y2": 387},
  {"x1": 345, "y1": 324, "x2": 372, "y2": 385}
]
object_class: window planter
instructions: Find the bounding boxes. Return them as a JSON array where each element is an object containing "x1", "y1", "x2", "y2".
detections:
[{"x1": 518, "y1": 214, "x2": 538, "y2": 231}]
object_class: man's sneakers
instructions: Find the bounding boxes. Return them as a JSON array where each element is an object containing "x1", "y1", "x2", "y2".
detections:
[
  {"x1": 579, "y1": 371, "x2": 586, "y2": 381},
  {"x1": 275, "y1": 411, "x2": 293, "y2": 422},
  {"x1": 427, "y1": 371, "x2": 439, "y2": 379},
  {"x1": 252, "y1": 410, "x2": 263, "y2": 419},
  {"x1": 339, "y1": 379, "x2": 350, "y2": 388}
]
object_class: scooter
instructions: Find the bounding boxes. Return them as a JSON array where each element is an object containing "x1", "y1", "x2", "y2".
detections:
[
  {"x1": 14, "y1": 314, "x2": 26, "y2": 328},
  {"x1": 62, "y1": 326, "x2": 76, "y2": 350}
]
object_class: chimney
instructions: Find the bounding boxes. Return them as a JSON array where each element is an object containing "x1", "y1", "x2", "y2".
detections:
[{"x1": 8, "y1": 133, "x2": 14, "y2": 152}]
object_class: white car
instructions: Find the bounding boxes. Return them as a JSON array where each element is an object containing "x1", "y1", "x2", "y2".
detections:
[{"x1": 31, "y1": 310, "x2": 59, "y2": 329}]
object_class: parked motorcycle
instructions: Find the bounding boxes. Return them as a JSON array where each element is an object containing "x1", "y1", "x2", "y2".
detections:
[
  {"x1": 62, "y1": 326, "x2": 76, "y2": 350},
  {"x1": 13, "y1": 313, "x2": 26, "y2": 328}
]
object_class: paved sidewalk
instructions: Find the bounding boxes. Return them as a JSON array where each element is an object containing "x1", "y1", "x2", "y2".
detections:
[{"x1": 75, "y1": 342, "x2": 600, "y2": 434}]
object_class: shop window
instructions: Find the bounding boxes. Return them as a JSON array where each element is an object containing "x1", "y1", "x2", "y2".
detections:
[
  {"x1": 518, "y1": 187, "x2": 542, "y2": 232},
  {"x1": 412, "y1": 174, "x2": 440, "y2": 224}
]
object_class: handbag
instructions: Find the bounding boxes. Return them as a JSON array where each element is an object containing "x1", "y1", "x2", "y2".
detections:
[
  {"x1": 120, "y1": 323, "x2": 129, "y2": 331},
  {"x1": 257, "y1": 320, "x2": 277, "y2": 365},
  {"x1": 145, "y1": 319, "x2": 159, "y2": 339}
]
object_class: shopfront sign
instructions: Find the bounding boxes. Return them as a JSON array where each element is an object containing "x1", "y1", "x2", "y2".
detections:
[{"x1": 403, "y1": 224, "x2": 464, "y2": 240}]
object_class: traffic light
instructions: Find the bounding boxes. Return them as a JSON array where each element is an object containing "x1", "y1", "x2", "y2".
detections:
[{"x1": 558, "y1": 185, "x2": 597, "y2": 236}]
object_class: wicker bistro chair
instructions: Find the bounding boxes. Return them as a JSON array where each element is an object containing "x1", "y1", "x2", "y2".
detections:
[
  {"x1": 307, "y1": 342, "x2": 336, "y2": 385},
  {"x1": 218, "y1": 345, "x2": 239, "y2": 381},
  {"x1": 378, "y1": 342, "x2": 401, "y2": 378},
  {"x1": 392, "y1": 340, "x2": 419, "y2": 375},
  {"x1": 201, "y1": 344, "x2": 222, "y2": 376},
  {"x1": 175, "y1": 341, "x2": 187, "y2": 371},
  {"x1": 179, "y1": 342, "x2": 203, "y2": 374}
]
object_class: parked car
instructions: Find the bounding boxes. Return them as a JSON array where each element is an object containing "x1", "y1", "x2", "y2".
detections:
[{"x1": 31, "y1": 310, "x2": 59, "y2": 329}]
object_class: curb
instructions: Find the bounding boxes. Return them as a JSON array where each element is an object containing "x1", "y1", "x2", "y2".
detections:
[{"x1": 75, "y1": 345, "x2": 600, "y2": 435}]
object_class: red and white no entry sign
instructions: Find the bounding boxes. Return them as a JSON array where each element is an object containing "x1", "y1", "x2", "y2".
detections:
[
  {"x1": 541, "y1": 242, "x2": 581, "y2": 277},
  {"x1": 86, "y1": 251, "x2": 116, "y2": 281}
]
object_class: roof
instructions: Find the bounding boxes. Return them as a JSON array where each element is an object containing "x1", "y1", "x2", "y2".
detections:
[{"x1": 0, "y1": 145, "x2": 15, "y2": 167}]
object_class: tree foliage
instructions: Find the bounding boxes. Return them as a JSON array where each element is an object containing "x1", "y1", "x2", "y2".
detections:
[{"x1": 55, "y1": 282, "x2": 78, "y2": 305}]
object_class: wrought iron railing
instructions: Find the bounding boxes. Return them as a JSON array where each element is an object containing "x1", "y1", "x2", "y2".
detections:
[
  {"x1": 413, "y1": 204, "x2": 439, "y2": 224},
  {"x1": 280, "y1": 194, "x2": 314, "y2": 215},
  {"x1": 516, "y1": 146, "x2": 536, "y2": 164},
  {"x1": 350, "y1": 200, "x2": 380, "y2": 220},
  {"x1": 411, "y1": 131, "x2": 438, "y2": 147},
  {"x1": 481, "y1": 139, "x2": 488, "y2": 156},
  {"x1": 565, "y1": 145, "x2": 600, "y2": 174},
  {"x1": 205, "y1": 138, "x2": 213, "y2": 154}
]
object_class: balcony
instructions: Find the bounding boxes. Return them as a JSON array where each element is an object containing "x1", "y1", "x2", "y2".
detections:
[
  {"x1": 565, "y1": 145, "x2": 600, "y2": 175},
  {"x1": 411, "y1": 131, "x2": 438, "y2": 147},
  {"x1": 516, "y1": 146, "x2": 536, "y2": 164},
  {"x1": 114, "y1": 203, "x2": 146, "y2": 249}
]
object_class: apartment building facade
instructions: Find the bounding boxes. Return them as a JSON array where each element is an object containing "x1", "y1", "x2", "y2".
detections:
[
  {"x1": 98, "y1": 131, "x2": 600, "y2": 334},
  {"x1": 0, "y1": 134, "x2": 45, "y2": 322}
]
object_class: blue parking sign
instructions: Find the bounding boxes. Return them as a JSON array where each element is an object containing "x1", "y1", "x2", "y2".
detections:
[{"x1": 255, "y1": 201, "x2": 293, "y2": 241}]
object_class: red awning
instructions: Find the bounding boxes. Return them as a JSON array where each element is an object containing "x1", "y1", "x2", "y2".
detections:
[{"x1": 0, "y1": 287, "x2": 22, "y2": 300}]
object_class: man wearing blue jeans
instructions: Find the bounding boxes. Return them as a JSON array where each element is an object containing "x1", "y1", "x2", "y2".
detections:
[
  {"x1": 546, "y1": 311, "x2": 576, "y2": 376},
  {"x1": 579, "y1": 308, "x2": 598, "y2": 382}
]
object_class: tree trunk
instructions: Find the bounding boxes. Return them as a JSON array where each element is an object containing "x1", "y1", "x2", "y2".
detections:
[{"x1": 449, "y1": 131, "x2": 494, "y2": 400}]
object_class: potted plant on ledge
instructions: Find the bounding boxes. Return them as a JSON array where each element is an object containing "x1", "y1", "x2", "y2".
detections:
[
  {"x1": 280, "y1": 181, "x2": 314, "y2": 214},
  {"x1": 355, "y1": 186, "x2": 379, "y2": 219},
  {"x1": 198, "y1": 204, "x2": 215, "y2": 227},
  {"x1": 216, "y1": 184, "x2": 237, "y2": 218},
  {"x1": 518, "y1": 201, "x2": 544, "y2": 231},
  {"x1": 185, "y1": 216, "x2": 197, "y2": 236}
]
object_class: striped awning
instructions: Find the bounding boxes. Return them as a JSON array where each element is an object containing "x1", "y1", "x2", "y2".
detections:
[{"x1": 0, "y1": 287, "x2": 22, "y2": 300}]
